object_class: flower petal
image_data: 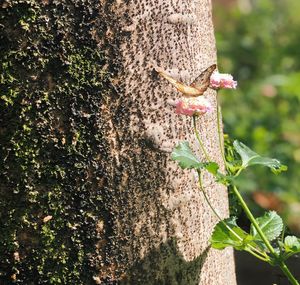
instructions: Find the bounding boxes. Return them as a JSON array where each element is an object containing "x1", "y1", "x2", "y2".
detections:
[
  {"x1": 210, "y1": 71, "x2": 237, "y2": 89},
  {"x1": 175, "y1": 97, "x2": 212, "y2": 116}
]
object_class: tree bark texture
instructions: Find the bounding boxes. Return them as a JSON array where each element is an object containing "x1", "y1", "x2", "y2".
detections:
[{"x1": 0, "y1": 0, "x2": 236, "y2": 284}]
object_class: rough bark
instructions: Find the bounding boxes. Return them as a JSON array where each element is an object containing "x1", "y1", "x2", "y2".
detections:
[{"x1": 0, "y1": 0, "x2": 236, "y2": 284}]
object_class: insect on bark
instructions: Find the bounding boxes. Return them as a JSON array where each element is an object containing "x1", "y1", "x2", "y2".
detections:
[{"x1": 156, "y1": 64, "x2": 216, "y2": 97}]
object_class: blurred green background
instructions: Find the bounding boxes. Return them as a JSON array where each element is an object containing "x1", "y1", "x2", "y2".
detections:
[{"x1": 213, "y1": 0, "x2": 300, "y2": 234}]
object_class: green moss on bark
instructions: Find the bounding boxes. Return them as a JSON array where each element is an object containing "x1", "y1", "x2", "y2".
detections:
[{"x1": 0, "y1": 1, "x2": 113, "y2": 283}]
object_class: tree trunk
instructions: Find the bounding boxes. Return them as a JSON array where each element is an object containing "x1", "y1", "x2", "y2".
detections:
[{"x1": 0, "y1": 0, "x2": 236, "y2": 284}]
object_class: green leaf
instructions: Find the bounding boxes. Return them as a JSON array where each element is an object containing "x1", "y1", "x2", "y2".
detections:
[
  {"x1": 284, "y1": 236, "x2": 300, "y2": 252},
  {"x1": 210, "y1": 217, "x2": 251, "y2": 250},
  {"x1": 233, "y1": 140, "x2": 287, "y2": 174},
  {"x1": 203, "y1": 162, "x2": 219, "y2": 175},
  {"x1": 250, "y1": 211, "x2": 283, "y2": 242},
  {"x1": 215, "y1": 172, "x2": 234, "y2": 186},
  {"x1": 171, "y1": 141, "x2": 202, "y2": 169}
]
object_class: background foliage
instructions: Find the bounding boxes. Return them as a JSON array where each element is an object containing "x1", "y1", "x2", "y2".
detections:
[{"x1": 213, "y1": 0, "x2": 300, "y2": 234}]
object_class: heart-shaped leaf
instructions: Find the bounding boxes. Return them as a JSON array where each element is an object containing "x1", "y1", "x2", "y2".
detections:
[
  {"x1": 210, "y1": 217, "x2": 251, "y2": 250},
  {"x1": 172, "y1": 142, "x2": 230, "y2": 184},
  {"x1": 171, "y1": 141, "x2": 202, "y2": 169},
  {"x1": 250, "y1": 211, "x2": 283, "y2": 242},
  {"x1": 233, "y1": 140, "x2": 287, "y2": 174},
  {"x1": 203, "y1": 162, "x2": 219, "y2": 175},
  {"x1": 284, "y1": 236, "x2": 300, "y2": 252}
]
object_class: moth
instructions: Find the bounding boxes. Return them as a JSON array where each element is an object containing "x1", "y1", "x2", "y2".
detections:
[{"x1": 156, "y1": 64, "x2": 216, "y2": 97}]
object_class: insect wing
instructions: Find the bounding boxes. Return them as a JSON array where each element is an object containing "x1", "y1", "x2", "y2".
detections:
[
  {"x1": 157, "y1": 70, "x2": 202, "y2": 96},
  {"x1": 190, "y1": 64, "x2": 217, "y2": 95}
]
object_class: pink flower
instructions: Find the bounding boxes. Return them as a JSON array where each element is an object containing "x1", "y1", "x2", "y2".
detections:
[
  {"x1": 210, "y1": 71, "x2": 237, "y2": 89},
  {"x1": 175, "y1": 97, "x2": 212, "y2": 116}
]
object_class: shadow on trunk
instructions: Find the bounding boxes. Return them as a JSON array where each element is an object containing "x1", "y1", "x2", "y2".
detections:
[{"x1": 122, "y1": 239, "x2": 210, "y2": 285}]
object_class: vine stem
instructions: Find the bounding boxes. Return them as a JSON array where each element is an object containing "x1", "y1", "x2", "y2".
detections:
[
  {"x1": 231, "y1": 186, "x2": 276, "y2": 254},
  {"x1": 196, "y1": 170, "x2": 268, "y2": 261},
  {"x1": 231, "y1": 185, "x2": 299, "y2": 285},
  {"x1": 216, "y1": 100, "x2": 227, "y2": 168},
  {"x1": 193, "y1": 115, "x2": 268, "y2": 260},
  {"x1": 214, "y1": 97, "x2": 277, "y2": 255},
  {"x1": 208, "y1": 100, "x2": 299, "y2": 285},
  {"x1": 192, "y1": 115, "x2": 210, "y2": 162}
]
